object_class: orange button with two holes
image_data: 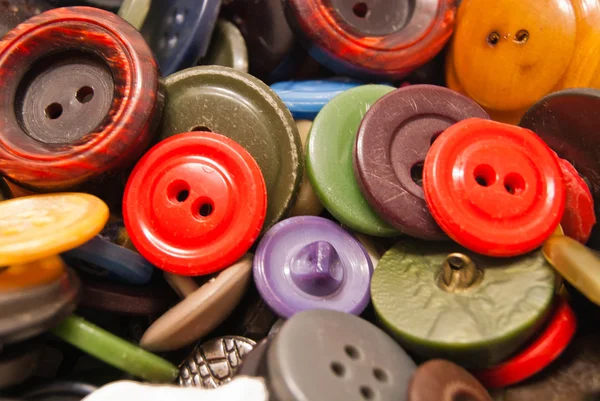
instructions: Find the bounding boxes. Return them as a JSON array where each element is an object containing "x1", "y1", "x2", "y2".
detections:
[{"x1": 423, "y1": 118, "x2": 566, "y2": 257}]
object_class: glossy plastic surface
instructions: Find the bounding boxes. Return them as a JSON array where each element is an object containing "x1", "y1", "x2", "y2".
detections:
[
  {"x1": 558, "y1": 158, "x2": 596, "y2": 244},
  {"x1": 423, "y1": 118, "x2": 565, "y2": 257},
  {"x1": 124, "y1": 132, "x2": 267, "y2": 276},
  {"x1": 0, "y1": 255, "x2": 65, "y2": 291},
  {"x1": 0, "y1": 7, "x2": 163, "y2": 191},
  {"x1": 51, "y1": 315, "x2": 179, "y2": 383},
  {"x1": 284, "y1": 0, "x2": 457, "y2": 79},
  {"x1": 474, "y1": 298, "x2": 577, "y2": 388},
  {"x1": 0, "y1": 193, "x2": 108, "y2": 266},
  {"x1": 254, "y1": 216, "x2": 373, "y2": 318}
]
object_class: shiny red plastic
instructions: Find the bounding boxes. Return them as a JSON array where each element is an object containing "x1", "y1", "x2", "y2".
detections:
[
  {"x1": 474, "y1": 298, "x2": 577, "y2": 388},
  {"x1": 123, "y1": 132, "x2": 267, "y2": 276},
  {"x1": 557, "y1": 157, "x2": 596, "y2": 244},
  {"x1": 423, "y1": 118, "x2": 566, "y2": 257}
]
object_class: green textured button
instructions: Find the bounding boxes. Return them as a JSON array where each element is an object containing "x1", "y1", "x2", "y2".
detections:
[
  {"x1": 51, "y1": 315, "x2": 179, "y2": 383},
  {"x1": 202, "y1": 20, "x2": 248, "y2": 72},
  {"x1": 371, "y1": 240, "x2": 556, "y2": 369},
  {"x1": 117, "y1": 0, "x2": 150, "y2": 30},
  {"x1": 306, "y1": 85, "x2": 399, "y2": 237},
  {"x1": 159, "y1": 66, "x2": 303, "y2": 230}
]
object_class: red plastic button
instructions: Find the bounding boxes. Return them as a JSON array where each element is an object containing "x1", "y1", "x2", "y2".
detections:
[
  {"x1": 557, "y1": 158, "x2": 596, "y2": 244},
  {"x1": 123, "y1": 132, "x2": 267, "y2": 276},
  {"x1": 473, "y1": 298, "x2": 576, "y2": 389},
  {"x1": 423, "y1": 118, "x2": 566, "y2": 257}
]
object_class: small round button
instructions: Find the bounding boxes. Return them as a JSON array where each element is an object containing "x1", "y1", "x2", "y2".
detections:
[
  {"x1": 124, "y1": 132, "x2": 267, "y2": 276},
  {"x1": 0, "y1": 7, "x2": 163, "y2": 191},
  {"x1": 0, "y1": 255, "x2": 65, "y2": 292},
  {"x1": 158, "y1": 66, "x2": 302, "y2": 231},
  {"x1": 271, "y1": 78, "x2": 364, "y2": 120},
  {"x1": 354, "y1": 85, "x2": 489, "y2": 240},
  {"x1": 1, "y1": 268, "x2": 80, "y2": 345},
  {"x1": 0, "y1": 193, "x2": 109, "y2": 266},
  {"x1": 371, "y1": 240, "x2": 556, "y2": 368},
  {"x1": 307, "y1": 84, "x2": 399, "y2": 237},
  {"x1": 284, "y1": 0, "x2": 456, "y2": 79},
  {"x1": 140, "y1": 255, "x2": 253, "y2": 352},
  {"x1": 202, "y1": 19, "x2": 249, "y2": 72},
  {"x1": 51, "y1": 315, "x2": 179, "y2": 383},
  {"x1": 63, "y1": 218, "x2": 154, "y2": 285},
  {"x1": 543, "y1": 235, "x2": 600, "y2": 306},
  {"x1": 408, "y1": 360, "x2": 492, "y2": 401},
  {"x1": 178, "y1": 336, "x2": 256, "y2": 388},
  {"x1": 266, "y1": 309, "x2": 416, "y2": 401},
  {"x1": 254, "y1": 216, "x2": 373, "y2": 318},
  {"x1": 520, "y1": 88, "x2": 600, "y2": 250},
  {"x1": 474, "y1": 298, "x2": 576, "y2": 388},
  {"x1": 140, "y1": 0, "x2": 221, "y2": 76},
  {"x1": 557, "y1": 158, "x2": 596, "y2": 244},
  {"x1": 289, "y1": 120, "x2": 323, "y2": 217},
  {"x1": 423, "y1": 118, "x2": 566, "y2": 257}
]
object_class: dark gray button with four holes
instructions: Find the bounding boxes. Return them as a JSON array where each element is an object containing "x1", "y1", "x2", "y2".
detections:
[{"x1": 266, "y1": 309, "x2": 416, "y2": 401}]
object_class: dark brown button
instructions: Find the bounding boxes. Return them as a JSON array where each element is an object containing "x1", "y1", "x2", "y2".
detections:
[
  {"x1": 408, "y1": 360, "x2": 492, "y2": 401},
  {"x1": 0, "y1": 7, "x2": 163, "y2": 191},
  {"x1": 354, "y1": 85, "x2": 489, "y2": 240},
  {"x1": 520, "y1": 88, "x2": 600, "y2": 250}
]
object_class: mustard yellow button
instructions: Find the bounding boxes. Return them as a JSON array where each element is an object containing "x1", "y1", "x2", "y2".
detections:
[
  {"x1": 448, "y1": 0, "x2": 577, "y2": 123},
  {"x1": 0, "y1": 255, "x2": 65, "y2": 291},
  {"x1": 543, "y1": 235, "x2": 600, "y2": 306},
  {"x1": 0, "y1": 193, "x2": 109, "y2": 265}
]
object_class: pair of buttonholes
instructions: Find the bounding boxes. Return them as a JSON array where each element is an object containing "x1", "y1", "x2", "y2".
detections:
[
  {"x1": 474, "y1": 164, "x2": 525, "y2": 195},
  {"x1": 168, "y1": 181, "x2": 214, "y2": 218},
  {"x1": 161, "y1": 7, "x2": 188, "y2": 49},
  {"x1": 487, "y1": 30, "x2": 529, "y2": 46},
  {"x1": 330, "y1": 345, "x2": 389, "y2": 400},
  {"x1": 44, "y1": 86, "x2": 94, "y2": 120}
]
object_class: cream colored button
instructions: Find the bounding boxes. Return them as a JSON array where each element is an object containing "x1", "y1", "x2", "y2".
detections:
[
  {"x1": 353, "y1": 233, "x2": 381, "y2": 268},
  {"x1": 140, "y1": 254, "x2": 253, "y2": 352},
  {"x1": 164, "y1": 272, "x2": 199, "y2": 299},
  {"x1": 0, "y1": 193, "x2": 109, "y2": 265},
  {"x1": 289, "y1": 120, "x2": 324, "y2": 217}
]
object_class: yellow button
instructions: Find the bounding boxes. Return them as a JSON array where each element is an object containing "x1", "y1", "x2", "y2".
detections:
[
  {"x1": 448, "y1": 0, "x2": 577, "y2": 119},
  {"x1": 0, "y1": 193, "x2": 109, "y2": 265},
  {"x1": 543, "y1": 235, "x2": 600, "y2": 306},
  {"x1": 0, "y1": 255, "x2": 66, "y2": 291}
]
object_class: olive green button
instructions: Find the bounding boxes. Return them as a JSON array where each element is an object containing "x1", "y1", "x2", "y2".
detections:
[
  {"x1": 159, "y1": 66, "x2": 303, "y2": 230},
  {"x1": 51, "y1": 315, "x2": 179, "y2": 383},
  {"x1": 202, "y1": 20, "x2": 249, "y2": 72},
  {"x1": 371, "y1": 240, "x2": 556, "y2": 369},
  {"x1": 306, "y1": 85, "x2": 399, "y2": 237}
]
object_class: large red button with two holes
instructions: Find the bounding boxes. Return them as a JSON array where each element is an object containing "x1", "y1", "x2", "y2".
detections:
[
  {"x1": 123, "y1": 132, "x2": 267, "y2": 276},
  {"x1": 423, "y1": 118, "x2": 566, "y2": 257}
]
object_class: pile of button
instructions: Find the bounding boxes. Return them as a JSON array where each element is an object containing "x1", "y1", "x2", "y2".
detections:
[{"x1": 1, "y1": 0, "x2": 600, "y2": 400}]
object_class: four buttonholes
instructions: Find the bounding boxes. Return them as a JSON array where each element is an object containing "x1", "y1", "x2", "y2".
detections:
[
  {"x1": 44, "y1": 86, "x2": 94, "y2": 120},
  {"x1": 330, "y1": 344, "x2": 390, "y2": 400}
]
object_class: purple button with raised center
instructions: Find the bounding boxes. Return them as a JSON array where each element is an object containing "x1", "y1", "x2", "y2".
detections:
[{"x1": 253, "y1": 216, "x2": 373, "y2": 318}]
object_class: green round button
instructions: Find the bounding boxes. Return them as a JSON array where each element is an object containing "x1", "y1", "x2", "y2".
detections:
[
  {"x1": 159, "y1": 66, "x2": 303, "y2": 230},
  {"x1": 306, "y1": 85, "x2": 399, "y2": 237},
  {"x1": 51, "y1": 315, "x2": 179, "y2": 383},
  {"x1": 371, "y1": 240, "x2": 556, "y2": 369},
  {"x1": 202, "y1": 20, "x2": 249, "y2": 72},
  {"x1": 117, "y1": 0, "x2": 151, "y2": 30}
]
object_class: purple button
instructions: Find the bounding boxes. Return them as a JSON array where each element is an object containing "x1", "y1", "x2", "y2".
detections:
[{"x1": 253, "y1": 216, "x2": 373, "y2": 318}]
